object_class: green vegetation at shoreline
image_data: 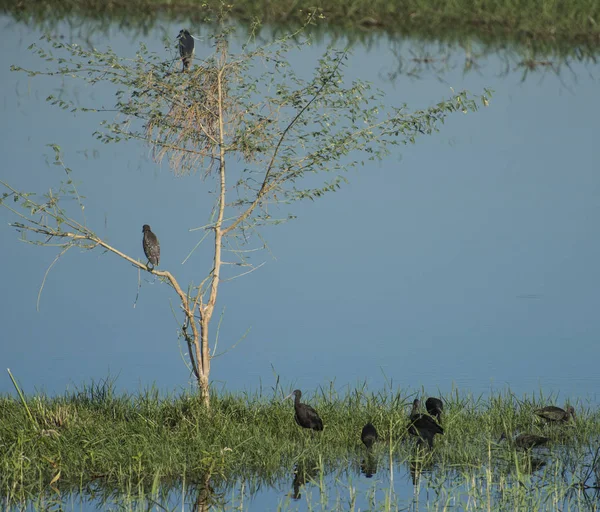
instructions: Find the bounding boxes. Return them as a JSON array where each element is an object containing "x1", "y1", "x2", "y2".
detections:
[
  {"x1": 2, "y1": 0, "x2": 600, "y2": 48},
  {"x1": 1, "y1": 380, "x2": 599, "y2": 508}
]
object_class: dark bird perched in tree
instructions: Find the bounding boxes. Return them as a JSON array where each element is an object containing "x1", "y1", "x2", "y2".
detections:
[
  {"x1": 142, "y1": 224, "x2": 160, "y2": 268},
  {"x1": 426, "y1": 397, "x2": 443, "y2": 422},
  {"x1": 535, "y1": 405, "x2": 576, "y2": 423},
  {"x1": 285, "y1": 390, "x2": 323, "y2": 432},
  {"x1": 500, "y1": 432, "x2": 550, "y2": 450},
  {"x1": 177, "y1": 29, "x2": 195, "y2": 72},
  {"x1": 407, "y1": 399, "x2": 444, "y2": 449},
  {"x1": 361, "y1": 422, "x2": 378, "y2": 449}
]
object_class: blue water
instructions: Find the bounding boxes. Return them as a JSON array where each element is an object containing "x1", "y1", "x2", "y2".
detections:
[
  {"x1": 1, "y1": 18, "x2": 599, "y2": 402},
  {"x1": 1, "y1": 16, "x2": 599, "y2": 509}
]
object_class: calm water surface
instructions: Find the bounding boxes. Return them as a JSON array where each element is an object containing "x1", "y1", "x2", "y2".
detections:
[
  {"x1": 0, "y1": 16, "x2": 599, "y2": 510},
  {"x1": 1, "y1": 16, "x2": 599, "y2": 400}
]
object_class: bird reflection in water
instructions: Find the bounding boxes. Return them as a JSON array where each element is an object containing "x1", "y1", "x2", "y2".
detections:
[
  {"x1": 361, "y1": 453, "x2": 378, "y2": 478},
  {"x1": 291, "y1": 460, "x2": 319, "y2": 500}
]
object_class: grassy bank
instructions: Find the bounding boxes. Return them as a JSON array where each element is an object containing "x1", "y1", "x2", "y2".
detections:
[
  {"x1": 2, "y1": 0, "x2": 600, "y2": 48},
  {"x1": 1, "y1": 380, "x2": 599, "y2": 508}
]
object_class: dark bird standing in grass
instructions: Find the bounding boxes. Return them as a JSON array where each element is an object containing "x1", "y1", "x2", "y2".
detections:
[
  {"x1": 361, "y1": 423, "x2": 378, "y2": 449},
  {"x1": 177, "y1": 29, "x2": 195, "y2": 72},
  {"x1": 408, "y1": 399, "x2": 444, "y2": 449},
  {"x1": 426, "y1": 397, "x2": 443, "y2": 422},
  {"x1": 142, "y1": 224, "x2": 160, "y2": 268},
  {"x1": 500, "y1": 432, "x2": 550, "y2": 450},
  {"x1": 535, "y1": 405, "x2": 576, "y2": 423},
  {"x1": 286, "y1": 390, "x2": 323, "y2": 432},
  {"x1": 360, "y1": 422, "x2": 379, "y2": 478}
]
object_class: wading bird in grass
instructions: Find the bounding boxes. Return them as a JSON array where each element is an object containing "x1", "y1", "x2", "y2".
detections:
[
  {"x1": 408, "y1": 399, "x2": 444, "y2": 449},
  {"x1": 142, "y1": 224, "x2": 160, "y2": 269},
  {"x1": 535, "y1": 405, "x2": 576, "y2": 423},
  {"x1": 285, "y1": 389, "x2": 323, "y2": 432},
  {"x1": 177, "y1": 29, "x2": 195, "y2": 72},
  {"x1": 361, "y1": 422, "x2": 378, "y2": 449},
  {"x1": 499, "y1": 432, "x2": 550, "y2": 450},
  {"x1": 425, "y1": 397, "x2": 443, "y2": 422}
]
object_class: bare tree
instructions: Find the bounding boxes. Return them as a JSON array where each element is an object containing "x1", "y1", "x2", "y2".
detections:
[{"x1": 2, "y1": 19, "x2": 491, "y2": 406}]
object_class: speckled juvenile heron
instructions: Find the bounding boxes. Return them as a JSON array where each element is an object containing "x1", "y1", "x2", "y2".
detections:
[
  {"x1": 142, "y1": 224, "x2": 160, "y2": 268},
  {"x1": 285, "y1": 389, "x2": 323, "y2": 432},
  {"x1": 177, "y1": 29, "x2": 195, "y2": 72}
]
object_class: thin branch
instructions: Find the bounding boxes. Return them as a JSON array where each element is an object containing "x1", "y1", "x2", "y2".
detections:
[
  {"x1": 221, "y1": 261, "x2": 266, "y2": 282},
  {"x1": 222, "y1": 48, "x2": 349, "y2": 237},
  {"x1": 37, "y1": 245, "x2": 71, "y2": 311}
]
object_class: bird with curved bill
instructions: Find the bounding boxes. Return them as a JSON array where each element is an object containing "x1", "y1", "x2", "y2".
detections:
[
  {"x1": 425, "y1": 397, "x2": 443, "y2": 422},
  {"x1": 499, "y1": 432, "x2": 550, "y2": 450},
  {"x1": 408, "y1": 398, "x2": 444, "y2": 449},
  {"x1": 535, "y1": 404, "x2": 576, "y2": 423},
  {"x1": 177, "y1": 29, "x2": 195, "y2": 72},
  {"x1": 285, "y1": 389, "x2": 323, "y2": 432}
]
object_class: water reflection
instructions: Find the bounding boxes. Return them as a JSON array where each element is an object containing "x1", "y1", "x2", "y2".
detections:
[
  {"x1": 290, "y1": 459, "x2": 320, "y2": 500},
  {"x1": 360, "y1": 451, "x2": 378, "y2": 478},
  {"x1": 4, "y1": 444, "x2": 600, "y2": 510}
]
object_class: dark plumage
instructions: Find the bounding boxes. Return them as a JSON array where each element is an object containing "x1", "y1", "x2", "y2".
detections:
[
  {"x1": 408, "y1": 399, "x2": 444, "y2": 449},
  {"x1": 425, "y1": 397, "x2": 443, "y2": 422},
  {"x1": 286, "y1": 389, "x2": 323, "y2": 432},
  {"x1": 142, "y1": 224, "x2": 160, "y2": 268},
  {"x1": 500, "y1": 432, "x2": 550, "y2": 450},
  {"x1": 361, "y1": 422, "x2": 378, "y2": 449},
  {"x1": 535, "y1": 405, "x2": 576, "y2": 423},
  {"x1": 177, "y1": 29, "x2": 195, "y2": 72}
]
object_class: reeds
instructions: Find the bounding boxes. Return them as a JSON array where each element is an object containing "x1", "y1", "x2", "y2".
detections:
[{"x1": 0, "y1": 380, "x2": 598, "y2": 509}]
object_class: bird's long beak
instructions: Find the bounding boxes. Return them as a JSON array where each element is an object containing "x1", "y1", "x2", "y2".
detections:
[{"x1": 284, "y1": 393, "x2": 294, "y2": 401}]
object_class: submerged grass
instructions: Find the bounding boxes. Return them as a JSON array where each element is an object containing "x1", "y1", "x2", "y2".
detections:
[{"x1": 1, "y1": 379, "x2": 600, "y2": 509}]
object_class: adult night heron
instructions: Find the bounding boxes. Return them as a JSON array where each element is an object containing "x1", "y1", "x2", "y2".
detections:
[
  {"x1": 177, "y1": 29, "x2": 195, "y2": 72},
  {"x1": 142, "y1": 224, "x2": 160, "y2": 268}
]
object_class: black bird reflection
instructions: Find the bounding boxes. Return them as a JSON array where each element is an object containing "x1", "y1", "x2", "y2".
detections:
[
  {"x1": 291, "y1": 460, "x2": 319, "y2": 500},
  {"x1": 360, "y1": 453, "x2": 378, "y2": 478}
]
